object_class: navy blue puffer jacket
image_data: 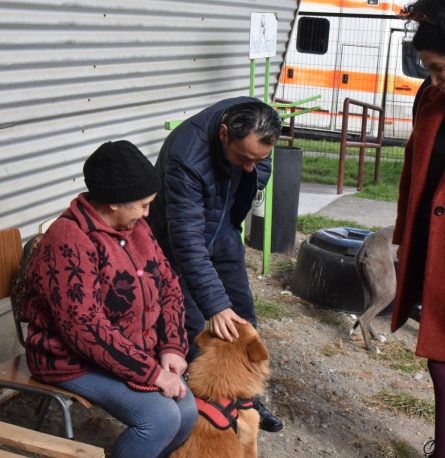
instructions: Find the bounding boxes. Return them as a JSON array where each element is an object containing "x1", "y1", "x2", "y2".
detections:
[{"x1": 149, "y1": 97, "x2": 271, "y2": 319}]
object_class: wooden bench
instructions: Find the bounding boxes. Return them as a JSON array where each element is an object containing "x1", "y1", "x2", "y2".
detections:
[{"x1": 0, "y1": 421, "x2": 104, "y2": 457}]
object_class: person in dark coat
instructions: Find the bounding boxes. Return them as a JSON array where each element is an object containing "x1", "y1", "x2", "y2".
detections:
[
  {"x1": 26, "y1": 141, "x2": 197, "y2": 458},
  {"x1": 149, "y1": 97, "x2": 284, "y2": 432},
  {"x1": 392, "y1": 1, "x2": 445, "y2": 456}
]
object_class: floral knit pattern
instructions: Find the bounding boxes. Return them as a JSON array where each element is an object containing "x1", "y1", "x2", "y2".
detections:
[{"x1": 25, "y1": 193, "x2": 187, "y2": 385}]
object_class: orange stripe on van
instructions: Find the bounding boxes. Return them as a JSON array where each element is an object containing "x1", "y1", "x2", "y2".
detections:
[
  {"x1": 280, "y1": 66, "x2": 421, "y2": 95},
  {"x1": 281, "y1": 66, "x2": 379, "y2": 92},
  {"x1": 302, "y1": 0, "x2": 402, "y2": 14},
  {"x1": 392, "y1": 75, "x2": 422, "y2": 95}
]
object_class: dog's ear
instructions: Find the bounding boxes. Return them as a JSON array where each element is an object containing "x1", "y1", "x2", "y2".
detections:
[
  {"x1": 246, "y1": 335, "x2": 269, "y2": 362},
  {"x1": 194, "y1": 330, "x2": 212, "y2": 348}
]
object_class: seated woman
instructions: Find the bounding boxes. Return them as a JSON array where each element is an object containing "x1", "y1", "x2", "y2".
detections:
[{"x1": 24, "y1": 140, "x2": 198, "y2": 458}]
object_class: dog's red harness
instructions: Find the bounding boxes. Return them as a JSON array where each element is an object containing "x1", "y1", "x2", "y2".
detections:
[{"x1": 196, "y1": 397, "x2": 254, "y2": 433}]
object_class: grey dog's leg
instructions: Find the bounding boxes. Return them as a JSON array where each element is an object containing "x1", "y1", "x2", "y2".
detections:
[
  {"x1": 357, "y1": 297, "x2": 391, "y2": 352},
  {"x1": 369, "y1": 323, "x2": 387, "y2": 342},
  {"x1": 358, "y1": 320, "x2": 376, "y2": 352}
]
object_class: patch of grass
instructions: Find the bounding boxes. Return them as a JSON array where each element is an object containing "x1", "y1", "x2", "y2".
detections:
[
  {"x1": 294, "y1": 138, "x2": 405, "y2": 160},
  {"x1": 378, "y1": 440, "x2": 421, "y2": 458},
  {"x1": 390, "y1": 440, "x2": 420, "y2": 458},
  {"x1": 254, "y1": 295, "x2": 298, "y2": 320},
  {"x1": 355, "y1": 181, "x2": 398, "y2": 202},
  {"x1": 255, "y1": 298, "x2": 282, "y2": 320},
  {"x1": 321, "y1": 339, "x2": 346, "y2": 357},
  {"x1": 372, "y1": 340, "x2": 428, "y2": 374},
  {"x1": 301, "y1": 156, "x2": 402, "y2": 202},
  {"x1": 297, "y1": 214, "x2": 379, "y2": 234},
  {"x1": 376, "y1": 390, "x2": 435, "y2": 423},
  {"x1": 271, "y1": 258, "x2": 296, "y2": 286},
  {"x1": 272, "y1": 258, "x2": 295, "y2": 277}
]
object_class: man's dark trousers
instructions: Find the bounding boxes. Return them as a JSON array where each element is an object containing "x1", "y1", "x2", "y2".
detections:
[{"x1": 179, "y1": 228, "x2": 256, "y2": 361}]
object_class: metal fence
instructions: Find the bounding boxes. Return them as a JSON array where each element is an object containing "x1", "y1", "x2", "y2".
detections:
[{"x1": 275, "y1": 6, "x2": 427, "y2": 162}]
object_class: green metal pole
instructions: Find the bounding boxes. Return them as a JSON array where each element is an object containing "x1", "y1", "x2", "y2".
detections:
[
  {"x1": 262, "y1": 57, "x2": 272, "y2": 275},
  {"x1": 249, "y1": 59, "x2": 256, "y2": 96}
]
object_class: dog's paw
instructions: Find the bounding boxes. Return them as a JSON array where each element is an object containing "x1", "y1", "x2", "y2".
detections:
[
  {"x1": 367, "y1": 344, "x2": 381, "y2": 353},
  {"x1": 376, "y1": 335, "x2": 387, "y2": 343}
]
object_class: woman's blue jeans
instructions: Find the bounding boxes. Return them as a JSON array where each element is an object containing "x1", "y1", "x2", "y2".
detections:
[{"x1": 56, "y1": 370, "x2": 198, "y2": 458}]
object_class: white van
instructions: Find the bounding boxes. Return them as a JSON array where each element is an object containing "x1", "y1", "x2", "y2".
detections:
[{"x1": 275, "y1": 0, "x2": 428, "y2": 141}]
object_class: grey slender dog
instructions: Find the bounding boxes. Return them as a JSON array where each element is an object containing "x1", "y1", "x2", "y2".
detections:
[{"x1": 350, "y1": 226, "x2": 397, "y2": 353}]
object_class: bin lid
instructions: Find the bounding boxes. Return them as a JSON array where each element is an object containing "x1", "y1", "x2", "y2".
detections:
[{"x1": 309, "y1": 227, "x2": 372, "y2": 256}]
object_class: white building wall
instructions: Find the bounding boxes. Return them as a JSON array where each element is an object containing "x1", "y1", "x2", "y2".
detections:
[{"x1": 0, "y1": 0, "x2": 296, "y2": 240}]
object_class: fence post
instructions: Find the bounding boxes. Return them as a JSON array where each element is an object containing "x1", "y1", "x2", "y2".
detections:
[
  {"x1": 337, "y1": 98, "x2": 384, "y2": 194},
  {"x1": 357, "y1": 106, "x2": 368, "y2": 191},
  {"x1": 337, "y1": 98, "x2": 350, "y2": 195}
]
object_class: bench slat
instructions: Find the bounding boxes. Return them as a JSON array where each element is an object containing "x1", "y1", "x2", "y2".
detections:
[
  {"x1": 0, "y1": 449, "x2": 26, "y2": 457},
  {"x1": 0, "y1": 421, "x2": 105, "y2": 458}
]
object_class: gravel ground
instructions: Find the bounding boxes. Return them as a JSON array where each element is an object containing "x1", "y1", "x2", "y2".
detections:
[{"x1": 0, "y1": 236, "x2": 434, "y2": 457}]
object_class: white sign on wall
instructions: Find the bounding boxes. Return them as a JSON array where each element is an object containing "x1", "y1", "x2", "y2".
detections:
[{"x1": 249, "y1": 12, "x2": 277, "y2": 59}]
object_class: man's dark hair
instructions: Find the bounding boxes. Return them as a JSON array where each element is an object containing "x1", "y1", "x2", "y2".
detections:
[
  {"x1": 223, "y1": 101, "x2": 282, "y2": 145},
  {"x1": 403, "y1": 0, "x2": 445, "y2": 54}
]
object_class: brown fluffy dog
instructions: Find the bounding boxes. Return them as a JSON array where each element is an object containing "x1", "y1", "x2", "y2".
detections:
[{"x1": 171, "y1": 322, "x2": 270, "y2": 458}]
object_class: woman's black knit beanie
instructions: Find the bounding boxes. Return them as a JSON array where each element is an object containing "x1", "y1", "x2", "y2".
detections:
[{"x1": 83, "y1": 140, "x2": 161, "y2": 203}]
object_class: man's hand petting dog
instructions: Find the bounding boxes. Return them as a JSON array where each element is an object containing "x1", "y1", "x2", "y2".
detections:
[
  {"x1": 209, "y1": 308, "x2": 247, "y2": 342},
  {"x1": 155, "y1": 354, "x2": 187, "y2": 399}
]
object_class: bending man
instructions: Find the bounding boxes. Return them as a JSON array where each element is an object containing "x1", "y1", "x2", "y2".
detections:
[{"x1": 149, "y1": 97, "x2": 283, "y2": 432}]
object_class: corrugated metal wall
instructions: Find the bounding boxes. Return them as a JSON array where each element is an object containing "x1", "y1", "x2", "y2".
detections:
[{"x1": 0, "y1": 0, "x2": 296, "y2": 240}]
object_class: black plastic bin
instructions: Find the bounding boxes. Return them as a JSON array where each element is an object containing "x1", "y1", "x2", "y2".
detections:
[
  {"x1": 291, "y1": 227, "x2": 373, "y2": 314},
  {"x1": 249, "y1": 146, "x2": 303, "y2": 253}
]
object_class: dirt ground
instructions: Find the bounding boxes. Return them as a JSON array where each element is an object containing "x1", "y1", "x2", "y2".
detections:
[{"x1": 0, "y1": 234, "x2": 434, "y2": 457}]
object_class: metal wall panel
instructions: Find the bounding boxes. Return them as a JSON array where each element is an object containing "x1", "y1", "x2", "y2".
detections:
[{"x1": 0, "y1": 0, "x2": 296, "y2": 240}]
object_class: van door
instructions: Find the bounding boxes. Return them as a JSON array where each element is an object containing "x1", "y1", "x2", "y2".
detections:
[
  {"x1": 334, "y1": 45, "x2": 380, "y2": 134},
  {"x1": 384, "y1": 30, "x2": 424, "y2": 139}
]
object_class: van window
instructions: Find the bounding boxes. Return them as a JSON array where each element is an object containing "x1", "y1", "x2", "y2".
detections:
[
  {"x1": 402, "y1": 41, "x2": 429, "y2": 79},
  {"x1": 297, "y1": 17, "x2": 330, "y2": 55}
]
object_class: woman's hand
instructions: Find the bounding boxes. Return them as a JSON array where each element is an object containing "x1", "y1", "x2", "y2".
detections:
[
  {"x1": 154, "y1": 368, "x2": 186, "y2": 399},
  {"x1": 160, "y1": 353, "x2": 188, "y2": 376}
]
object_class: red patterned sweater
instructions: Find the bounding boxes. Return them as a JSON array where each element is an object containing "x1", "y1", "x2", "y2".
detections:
[{"x1": 25, "y1": 193, "x2": 188, "y2": 385}]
